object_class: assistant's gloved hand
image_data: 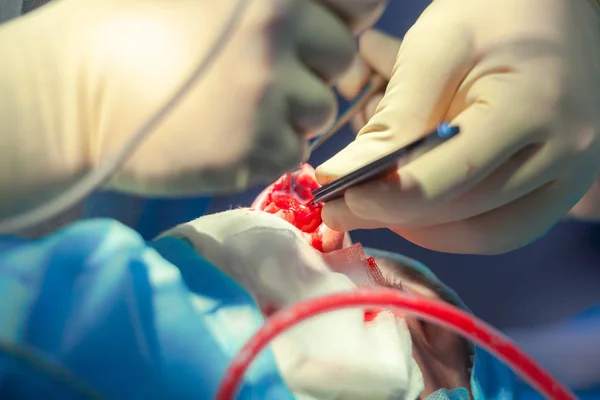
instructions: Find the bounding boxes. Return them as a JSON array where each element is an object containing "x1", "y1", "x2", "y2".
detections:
[
  {"x1": 162, "y1": 209, "x2": 423, "y2": 400},
  {"x1": 0, "y1": 0, "x2": 385, "y2": 216},
  {"x1": 570, "y1": 176, "x2": 600, "y2": 221},
  {"x1": 317, "y1": 0, "x2": 600, "y2": 255}
]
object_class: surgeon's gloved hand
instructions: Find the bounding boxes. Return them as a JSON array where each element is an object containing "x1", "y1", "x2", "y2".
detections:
[
  {"x1": 317, "y1": 0, "x2": 600, "y2": 255},
  {"x1": 335, "y1": 30, "x2": 399, "y2": 132},
  {"x1": 569, "y1": 175, "x2": 600, "y2": 221},
  {"x1": 0, "y1": 0, "x2": 386, "y2": 216},
  {"x1": 162, "y1": 209, "x2": 424, "y2": 400},
  {"x1": 319, "y1": 0, "x2": 388, "y2": 35}
]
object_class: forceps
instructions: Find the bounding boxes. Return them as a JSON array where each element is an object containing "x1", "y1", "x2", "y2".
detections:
[
  {"x1": 305, "y1": 74, "x2": 460, "y2": 205},
  {"x1": 308, "y1": 74, "x2": 387, "y2": 153},
  {"x1": 311, "y1": 122, "x2": 461, "y2": 204}
]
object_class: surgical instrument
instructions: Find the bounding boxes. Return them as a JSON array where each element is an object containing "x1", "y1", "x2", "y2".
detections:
[
  {"x1": 309, "y1": 74, "x2": 387, "y2": 153},
  {"x1": 311, "y1": 123, "x2": 460, "y2": 204}
]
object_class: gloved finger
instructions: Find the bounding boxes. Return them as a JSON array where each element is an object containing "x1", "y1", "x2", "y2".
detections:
[
  {"x1": 336, "y1": 56, "x2": 374, "y2": 100},
  {"x1": 321, "y1": 198, "x2": 386, "y2": 232},
  {"x1": 342, "y1": 88, "x2": 543, "y2": 225},
  {"x1": 296, "y1": 0, "x2": 355, "y2": 82},
  {"x1": 358, "y1": 17, "x2": 473, "y2": 142},
  {"x1": 317, "y1": 19, "x2": 473, "y2": 182},
  {"x1": 344, "y1": 30, "x2": 400, "y2": 131},
  {"x1": 320, "y1": 0, "x2": 388, "y2": 34},
  {"x1": 315, "y1": 132, "x2": 392, "y2": 187},
  {"x1": 284, "y1": 62, "x2": 339, "y2": 137},
  {"x1": 405, "y1": 136, "x2": 590, "y2": 228},
  {"x1": 350, "y1": 92, "x2": 384, "y2": 133},
  {"x1": 359, "y1": 29, "x2": 401, "y2": 78},
  {"x1": 337, "y1": 30, "x2": 400, "y2": 100},
  {"x1": 392, "y1": 179, "x2": 574, "y2": 255}
]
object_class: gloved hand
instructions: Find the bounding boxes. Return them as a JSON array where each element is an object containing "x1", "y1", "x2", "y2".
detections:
[
  {"x1": 162, "y1": 209, "x2": 423, "y2": 400},
  {"x1": 0, "y1": 0, "x2": 386, "y2": 216},
  {"x1": 570, "y1": 176, "x2": 600, "y2": 221},
  {"x1": 335, "y1": 30, "x2": 398, "y2": 133},
  {"x1": 317, "y1": 0, "x2": 600, "y2": 255}
]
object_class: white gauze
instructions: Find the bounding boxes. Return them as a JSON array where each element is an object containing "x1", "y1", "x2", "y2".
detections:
[{"x1": 165, "y1": 209, "x2": 423, "y2": 399}]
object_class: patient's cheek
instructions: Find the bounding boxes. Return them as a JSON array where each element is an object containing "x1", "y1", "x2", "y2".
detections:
[
  {"x1": 252, "y1": 164, "x2": 345, "y2": 252},
  {"x1": 374, "y1": 259, "x2": 472, "y2": 396}
]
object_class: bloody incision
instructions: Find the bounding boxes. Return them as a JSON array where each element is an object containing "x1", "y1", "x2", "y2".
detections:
[
  {"x1": 254, "y1": 164, "x2": 387, "y2": 322},
  {"x1": 263, "y1": 173, "x2": 322, "y2": 232},
  {"x1": 254, "y1": 164, "x2": 326, "y2": 250}
]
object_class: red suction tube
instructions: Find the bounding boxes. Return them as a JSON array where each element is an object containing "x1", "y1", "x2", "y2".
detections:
[{"x1": 216, "y1": 288, "x2": 576, "y2": 400}]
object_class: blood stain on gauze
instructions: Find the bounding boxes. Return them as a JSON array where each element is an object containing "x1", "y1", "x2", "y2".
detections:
[
  {"x1": 322, "y1": 243, "x2": 386, "y2": 288},
  {"x1": 323, "y1": 243, "x2": 394, "y2": 323},
  {"x1": 252, "y1": 164, "x2": 343, "y2": 253}
]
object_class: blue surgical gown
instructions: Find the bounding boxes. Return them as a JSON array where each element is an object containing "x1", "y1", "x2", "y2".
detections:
[
  {"x1": 0, "y1": 219, "x2": 292, "y2": 399},
  {"x1": 83, "y1": 191, "x2": 212, "y2": 240},
  {"x1": 1, "y1": 217, "x2": 599, "y2": 399}
]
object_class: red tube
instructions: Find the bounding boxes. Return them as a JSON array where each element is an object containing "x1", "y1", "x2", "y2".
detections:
[{"x1": 215, "y1": 288, "x2": 576, "y2": 400}]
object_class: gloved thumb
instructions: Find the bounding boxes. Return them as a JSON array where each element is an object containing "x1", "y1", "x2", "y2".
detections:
[
  {"x1": 360, "y1": 29, "x2": 401, "y2": 80},
  {"x1": 317, "y1": 17, "x2": 471, "y2": 183},
  {"x1": 336, "y1": 29, "x2": 401, "y2": 100}
]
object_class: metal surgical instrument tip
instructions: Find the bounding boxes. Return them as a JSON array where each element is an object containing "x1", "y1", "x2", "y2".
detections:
[
  {"x1": 310, "y1": 123, "x2": 461, "y2": 205},
  {"x1": 308, "y1": 74, "x2": 387, "y2": 154}
]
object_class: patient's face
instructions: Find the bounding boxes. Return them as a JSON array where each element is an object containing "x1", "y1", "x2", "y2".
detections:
[{"x1": 372, "y1": 256, "x2": 472, "y2": 398}]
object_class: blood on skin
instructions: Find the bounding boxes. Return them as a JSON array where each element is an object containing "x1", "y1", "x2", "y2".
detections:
[
  {"x1": 255, "y1": 164, "x2": 387, "y2": 323},
  {"x1": 255, "y1": 165, "x2": 325, "y2": 251}
]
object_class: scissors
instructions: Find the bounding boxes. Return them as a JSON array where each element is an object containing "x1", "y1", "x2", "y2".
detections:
[{"x1": 307, "y1": 74, "x2": 460, "y2": 204}]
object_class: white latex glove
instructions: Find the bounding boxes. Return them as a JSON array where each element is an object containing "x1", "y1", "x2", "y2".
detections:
[
  {"x1": 570, "y1": 177, "x2": 600, "y2": 221},
  {"x1": 0, "y1": 0, "x2": 386, "y2": 218},
  {"x1": 317, "y1": 0, "x2": 600, "y2": 255},
  {"x1": 163, "y1": 209, "x2": 423, "y2": 400},
  {"x1": 335, "y1": 31, "x2": 398, "y2": 133}
]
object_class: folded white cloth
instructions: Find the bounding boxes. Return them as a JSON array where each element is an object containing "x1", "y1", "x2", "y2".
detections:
[{"x1": 163, "y1": 209, "x2": 424, "y2": 399}]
